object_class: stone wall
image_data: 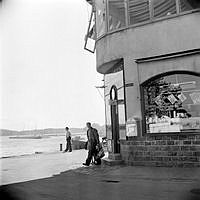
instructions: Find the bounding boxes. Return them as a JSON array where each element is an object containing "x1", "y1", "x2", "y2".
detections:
[{"x1": 120, "y1": 133, "x2": 200, "y2": 167}]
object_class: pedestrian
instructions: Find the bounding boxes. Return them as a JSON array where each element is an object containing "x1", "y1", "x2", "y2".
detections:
[
  {"x1": 64, "y1": 127, "x2": 72, "y2": 152},
  {"x1": 83, "y1": 122, "x2": 101, "y2": 166}
]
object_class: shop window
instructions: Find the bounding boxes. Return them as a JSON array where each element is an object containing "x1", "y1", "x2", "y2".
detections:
[
  {"x1": 143, "y1": 73, "x2": 200, "y2": 133},
  {"x1": 95, "y1": 0, "x2": 107, "y2": 38},
  {"x1": 153, "y1": 0, "x2": 177, "y2": 18},
  {"x1": 179, "y1": 0, "x2": 200, "y2": 12},
  {"x1": 108, "y1": 0, "x2": 126, "y2": 31},
  {"x1": 128, "y1": 0, "x2": 150, "y2": 25}
]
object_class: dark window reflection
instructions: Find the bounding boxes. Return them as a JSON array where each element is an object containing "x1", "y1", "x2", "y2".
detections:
[{"x1": 179, "y1": 0, "x2": 200, "y2": 12}]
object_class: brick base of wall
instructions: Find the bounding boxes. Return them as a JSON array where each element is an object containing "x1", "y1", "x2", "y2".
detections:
[{"x1": 120, "y1": 133, "x2": 200, "y2": 167}]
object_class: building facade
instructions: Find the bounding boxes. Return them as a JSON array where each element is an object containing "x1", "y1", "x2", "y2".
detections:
[{"x1": 85, "y1": 0, "x2": 200, "y2": 167}]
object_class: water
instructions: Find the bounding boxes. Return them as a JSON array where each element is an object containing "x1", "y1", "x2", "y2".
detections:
[{"x1": 0, "y1": 133, "x2": 87, "y2": 158}]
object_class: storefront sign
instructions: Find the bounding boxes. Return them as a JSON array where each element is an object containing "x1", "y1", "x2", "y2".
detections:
[
  {"x1": 125, "y1": 83, "x2": 134, "y2": 87},
  {"x1": 155, "y1": 95, "x2": 162, "y2": 107},
  {"x1": 126, "y1": 124, "x2": 137, "y2": 136},
  {"x1": 108, "y1": 99, "x2": 117, "y2": 105},
  {"x1": 178, "y1": 93, "x2": 187, "y2": 102},
  {"x1": 117, "y1": 99, "x2": 124, "y2": 105},
  {"x1": 126, "y1": 117, "x2": 138, "y2": 137},
  {"x1": 190, "y1": 92, "x2": 200, "y2": 105},
  {"x1": 168, "y1": 94, "x2": 177, "y2": 104},
  {"x1": 181, "y1": 81, "x2": 196, "y2": 90}
]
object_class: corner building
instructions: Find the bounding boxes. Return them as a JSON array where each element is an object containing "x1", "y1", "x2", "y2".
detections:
[{"x1": 85, "y1": 0, "x2": 200, "y2": 167}]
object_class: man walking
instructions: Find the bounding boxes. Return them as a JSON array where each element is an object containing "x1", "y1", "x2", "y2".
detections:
[
  {"x1": 83, "y1": 122, "x2": 101, "y2": 166},
  {"x1": 64, "y1": 127, "x2": 72, "y2": 152}
]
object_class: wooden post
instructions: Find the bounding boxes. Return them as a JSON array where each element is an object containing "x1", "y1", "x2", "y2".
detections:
[{"x1": 60, "y1": 144, "x2": 63, "y2": 151}]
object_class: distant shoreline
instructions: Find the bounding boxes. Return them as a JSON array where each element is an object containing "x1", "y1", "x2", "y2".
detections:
[
  {"x1": 0, "y1": 125, "x2": 106, "y2": 137},
  {"x1": 0, "y1": 128, "x2": 86, "y2": 136}
]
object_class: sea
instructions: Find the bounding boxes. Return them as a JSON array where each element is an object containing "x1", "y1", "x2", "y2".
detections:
[{"x1": 0, "y1": 133, "x2": 87, "y2": 158}]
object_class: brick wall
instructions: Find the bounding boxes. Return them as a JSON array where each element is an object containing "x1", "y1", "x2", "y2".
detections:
[{"x1": 120, "y1": 133, "x2": 200, "y2": 167}]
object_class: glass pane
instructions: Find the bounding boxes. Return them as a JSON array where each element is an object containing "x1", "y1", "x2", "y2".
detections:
[
  {"x1": 179, "y1": 0, "x2": 200, "y2": 12},
  {"x1": 118, "y1": 104, "x2": 126, "y2": 125},
  {"x1": 95, "y1": 0, "x2": 107, "y2": 37},
  {"x1": 108, "y1": 0, "x2": 126, "y2": 31},
  {"x1": 129, "y1": 0, "x2": 150, "y2": 25},
  {"x1": 84, "y1": 10, "x2": 96, "y2": 53},
  {"x1": 153, "y1": 0, "x2": 177, "y2": 18},
  {"x1": 176, "y1": 74, "x2": 200, "y2": 120},
  {"x1": 144, "y1": 74, "x2": 200, "y2": 133}
]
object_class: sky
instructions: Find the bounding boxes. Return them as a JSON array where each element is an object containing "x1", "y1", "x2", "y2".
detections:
[{"x1": 0, "y1": 0, "x2": 105, "y2": 130}]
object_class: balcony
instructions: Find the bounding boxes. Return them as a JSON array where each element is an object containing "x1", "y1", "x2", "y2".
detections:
[{"x1": 84, "y1": 0, "x2": 200, "y2": 53}]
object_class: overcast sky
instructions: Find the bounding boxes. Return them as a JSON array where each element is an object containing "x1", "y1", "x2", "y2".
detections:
[{"x1": 0, "y1": 0, "x2": 105, "y2": 130}]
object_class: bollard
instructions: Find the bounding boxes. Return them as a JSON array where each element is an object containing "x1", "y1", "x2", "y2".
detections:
[{"x1": 60, "y1": 144, "x2": 63, "y2": 151}]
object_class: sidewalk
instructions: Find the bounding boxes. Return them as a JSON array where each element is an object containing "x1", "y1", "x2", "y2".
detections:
[{"x1": 1, "y1": 161, "x2": 200, "y2": 200}]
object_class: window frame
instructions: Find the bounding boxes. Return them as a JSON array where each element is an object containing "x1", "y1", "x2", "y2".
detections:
[
  {"x1": 107, "y1": 0, "x2": 128, "y2": 32},
  {"x1": 128, "y1": 0, "x2": 152, "y2": 25},
  {"x1": 151, "y1": 0, "x2": 178, "y2": 20},
  {"x1": 84, "y1": 7, "x2": 96, "y2": 53},
  {"x1": 140, "y1": 71, "x2": 200, "y2": 135},
  {"x1": 94, "y1": 0, "x2": 200, "y2": 41}
]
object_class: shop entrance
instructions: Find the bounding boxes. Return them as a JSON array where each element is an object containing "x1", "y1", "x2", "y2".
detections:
[{"x1": 110, "y1": 85, "x2": 120, "y2": 153}]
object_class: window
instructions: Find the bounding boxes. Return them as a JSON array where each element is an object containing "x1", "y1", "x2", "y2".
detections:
[
  {"x1": 84, "y1": 8, "x2": 96, "y2": 53},
  {"x1": 153, "y1": 0, "x2": 177, "y2": 18},
  {"x1": 143, "y1": 73, "x2": 200, "y2": 133},
  {"x1": 108, "y1": 0, "x2": 126, "y2": 31},
  {"x1": 89, "y1": 0, "x2": 200, "y2": 41},
  {"x1": 179, "y1": 0, "x2": 200, "y2": 12},
  {"x1": 95, "y1": 0, "x2": 107, "y2": 37},
  {"x1": 128, "y1": 0, "x2": 150, "y2": 25}
]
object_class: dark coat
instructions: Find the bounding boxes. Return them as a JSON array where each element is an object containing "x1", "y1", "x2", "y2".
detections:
[{"x1": 87, "y1": 127, "x2": 100, "y2": 149}]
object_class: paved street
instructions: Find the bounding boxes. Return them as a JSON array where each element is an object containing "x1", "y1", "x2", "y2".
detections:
[{"x1": 1, "y1": 161, "x2": 200, "y2": 200}]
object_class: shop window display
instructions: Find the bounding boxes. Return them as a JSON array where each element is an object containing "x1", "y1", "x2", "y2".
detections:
[{"x1": 143, "y1": 73, "x2": 200, "y2": 133}]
